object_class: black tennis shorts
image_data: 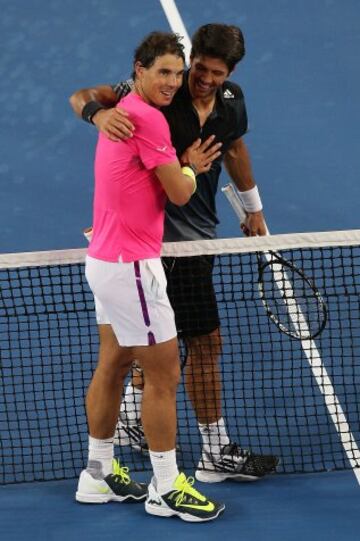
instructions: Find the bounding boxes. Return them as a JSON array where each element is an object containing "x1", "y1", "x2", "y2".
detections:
[{"x1": 162, "y1": 255, "x2": 220, "y2": 338}]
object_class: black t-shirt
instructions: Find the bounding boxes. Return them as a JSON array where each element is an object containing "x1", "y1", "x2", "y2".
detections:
[{"x1": 113, "y1": 73, "x2": 248, "y2": 241}]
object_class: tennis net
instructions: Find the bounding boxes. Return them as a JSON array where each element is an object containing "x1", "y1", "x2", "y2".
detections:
[{"x1": 1, "y1": 230, "x2": 360, "y2": 484}]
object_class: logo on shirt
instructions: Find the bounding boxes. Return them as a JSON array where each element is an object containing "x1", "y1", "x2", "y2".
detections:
[
  {"x1": 223, "y1": 89, "x2": 235, "y2": 99},
  {"x1": 156, "y1": 145, "x2": 168, "y2": 152}
]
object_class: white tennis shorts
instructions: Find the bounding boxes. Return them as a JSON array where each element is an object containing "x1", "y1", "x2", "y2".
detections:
[{"x1": 85, "y1": 255, "x2": 177, "y2": 347}]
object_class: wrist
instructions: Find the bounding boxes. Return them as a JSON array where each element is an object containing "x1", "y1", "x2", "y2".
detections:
[
  {"x1": 180, "y1": 160, "x2": 198, "y2": 176},
  {"x1": 188, "y1": 163, "x2": 198, "y2": 175},
  {"x1": 238, "y1": 185, "x2": 263, "y2": 213},
  {"x1": 181, "y1": 166, "x2": 197, "y2": 195},
  {"x1": 82, "y1": 101, "x2": 105, "y2": 124}
]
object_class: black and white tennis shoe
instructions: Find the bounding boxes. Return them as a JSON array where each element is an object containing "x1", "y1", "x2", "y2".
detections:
[{"x1": 195, "y1": 443, "x2": 279, "y2": 482}]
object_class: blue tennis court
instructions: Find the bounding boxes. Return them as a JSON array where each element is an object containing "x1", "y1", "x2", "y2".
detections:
[{"x1": 1, "y1": 1, "x2": 360, "y2": 539}]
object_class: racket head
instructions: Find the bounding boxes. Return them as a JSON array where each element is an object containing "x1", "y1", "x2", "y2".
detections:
[{"x1": 257, "y1": 250, "x2": 328, "y2": 340}]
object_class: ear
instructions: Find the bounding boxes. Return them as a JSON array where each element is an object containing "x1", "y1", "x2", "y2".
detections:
[{"x1": 134, "y1": 61, "x2": 145, "y2": 79}]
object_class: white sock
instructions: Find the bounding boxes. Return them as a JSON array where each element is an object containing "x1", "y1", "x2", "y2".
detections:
[
  {"x1": 120, "y1": 383, "x2": 143, "y2": 424},
  {"x1": 87, "y1": 436, "x2": 114, "y2": 476},
  {"x1": 198, "y1": 417, "x2": 230, "y2": 458},
  {"x1": 149, "y1": 449, "x2": 179, "y2": 494}
]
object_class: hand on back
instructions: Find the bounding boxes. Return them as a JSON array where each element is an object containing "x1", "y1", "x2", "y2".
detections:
[{"x1": 92, "y1": 107, "x2": 135, "y2": 142}]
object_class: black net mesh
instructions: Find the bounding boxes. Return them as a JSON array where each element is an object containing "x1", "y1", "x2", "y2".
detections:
[{"x1": 1, "y1": 238, "x2": 360, "y2": 484}]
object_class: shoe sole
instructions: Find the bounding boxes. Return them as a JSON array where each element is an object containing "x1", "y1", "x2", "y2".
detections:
[
  {"x1": 195, "y1": 470, "x2": 261, "y2": 483},
  {"x1": 195, "y1": 456, "x2": 280, "y2": 483},
  {"x1": 76, "y1": 492, "x2": 147, "y2": 504},
  {"x1": 145, "y1": 502, "x2": 225, "y2": 522}
]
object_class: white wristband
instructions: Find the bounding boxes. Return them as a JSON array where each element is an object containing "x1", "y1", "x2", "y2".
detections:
[{"x1": 238, "y1": 185, "x2": 263, "y2": 213}]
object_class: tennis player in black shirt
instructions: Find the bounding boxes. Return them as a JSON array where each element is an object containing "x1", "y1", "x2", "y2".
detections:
[{"x1": 70, "y1": 23, "x2": 279, "y2": 482}]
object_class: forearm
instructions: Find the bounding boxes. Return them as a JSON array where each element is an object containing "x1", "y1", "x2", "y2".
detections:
[
  {"x1": 224, "y1": 138, "x2": 256, "y2": 192},
  {"x1": 69, "y1": 86, "x2": 118, "y2": 118},
  {"x1": 69, "y1": 85, "x2": 134, "y2": 140},
  {"x1": 155, "y1": 163, "x2": 196, "y2": 206},
  {"x1": 224, "y1": 138, "x2": 266, "y2": 236}
]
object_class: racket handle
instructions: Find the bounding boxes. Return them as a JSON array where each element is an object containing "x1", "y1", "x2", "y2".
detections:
[
  {"x1": 83, "y1": 227, "x2": 93, "y2": 242},
  {"x1": 221, "y1": 183, "x2": 270, "y2": 236},
  {"x1": 221, "y1": 184, "x2": 247, "y2": 222}
]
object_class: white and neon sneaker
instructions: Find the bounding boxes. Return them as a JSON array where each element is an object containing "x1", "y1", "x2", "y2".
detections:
[
  {"x1": 75, "y1": 458, "x2": 147, "y2": 503},
  {"x1": 145, "y1": 472, "x2": 225, "y2": 522}
]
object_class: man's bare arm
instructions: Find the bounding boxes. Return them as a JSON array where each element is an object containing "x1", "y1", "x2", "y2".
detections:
[
  {"x1": 69, "y1": 85, "x2": 118, "y2": 117},
  {"x1": 69, "y1": 85, "x2": 135, "y2": 140},
  {"x1": 155, "y1": 162, "x2": 196, "y2": 206},
  {"x1": 224, "y1": 137, "x2": 256, "y2": 191},
  {"x1": 224, "y1": 137, "x2": 266, "y2": 236}
]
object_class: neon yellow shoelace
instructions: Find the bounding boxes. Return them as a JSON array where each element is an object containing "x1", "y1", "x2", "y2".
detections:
[
  {"x1": 112, "y1": 459, "x2": 131, "y2": 485},
  {"x1": 175, "y1": 476, "x2": 206, "y2": 507}
]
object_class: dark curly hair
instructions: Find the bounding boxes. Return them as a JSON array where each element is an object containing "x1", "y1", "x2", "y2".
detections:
[
  {"x1": 132, "y1": 31, "x2": 185, "y2": 79},
  {"x1": 191, "y1": 24, "x2": 245, "y2": 72}
]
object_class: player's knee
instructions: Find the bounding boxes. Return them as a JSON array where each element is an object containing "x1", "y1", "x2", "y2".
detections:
[
  {"x1": 146, "y1": 362, "x2": 180, "y2": 394},
  {"x1": 97, "y1": 355, "x2": 132, "y2": 385}
]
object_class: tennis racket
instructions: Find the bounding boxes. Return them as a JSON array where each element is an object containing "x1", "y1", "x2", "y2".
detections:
[{"x1": 221, "y1": 184, "x2": 328, "y2": 341}]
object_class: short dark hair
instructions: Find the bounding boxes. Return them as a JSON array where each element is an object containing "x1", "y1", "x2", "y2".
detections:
[
  {"x1": 191, "y1": 24, "x2": 245, "y2": 72},
  {"x1": 132, "y1": 31, "x2": 185, "y2": 79}
]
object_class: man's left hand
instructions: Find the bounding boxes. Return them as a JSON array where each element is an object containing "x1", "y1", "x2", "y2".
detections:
[{"x1": 241, "y1": 210, "x2": 267, "y2": 237}]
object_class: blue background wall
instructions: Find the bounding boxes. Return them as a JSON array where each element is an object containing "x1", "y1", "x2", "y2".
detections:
[{"x1": 1, "y1": 0, "x2": 359, "y2": 253}]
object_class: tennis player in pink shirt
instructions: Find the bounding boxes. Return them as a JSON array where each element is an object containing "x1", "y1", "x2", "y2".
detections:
[
  {"x1": 76, "y1": 32, "x2": 224, "y2": 522},
  {"x1": 88, "y1": 90, "x2": 178, "y2": 264}
]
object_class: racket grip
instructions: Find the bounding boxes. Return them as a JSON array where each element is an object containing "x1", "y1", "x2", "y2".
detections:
[
  {"x1": 83, "y1": 227, "x2": 93, "y2": 242},
  {"x1": 222, "y1": 183, "x2": 270, "y2": 236},
  {"x1": 221, "y1": 184, "x2": 247, "y2": 222}
]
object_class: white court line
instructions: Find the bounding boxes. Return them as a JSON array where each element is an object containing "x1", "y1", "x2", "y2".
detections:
[
  {"x1": 222, "y1": 184, "x2": 360, "y2": 484},
  {"x1": 159, "y1": 0, "x2": 191, "y2": 63}
]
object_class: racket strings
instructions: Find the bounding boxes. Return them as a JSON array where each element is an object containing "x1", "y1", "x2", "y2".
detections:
[{"x1": 259, "y1": 255, "x2": 327, "y2": 340}]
